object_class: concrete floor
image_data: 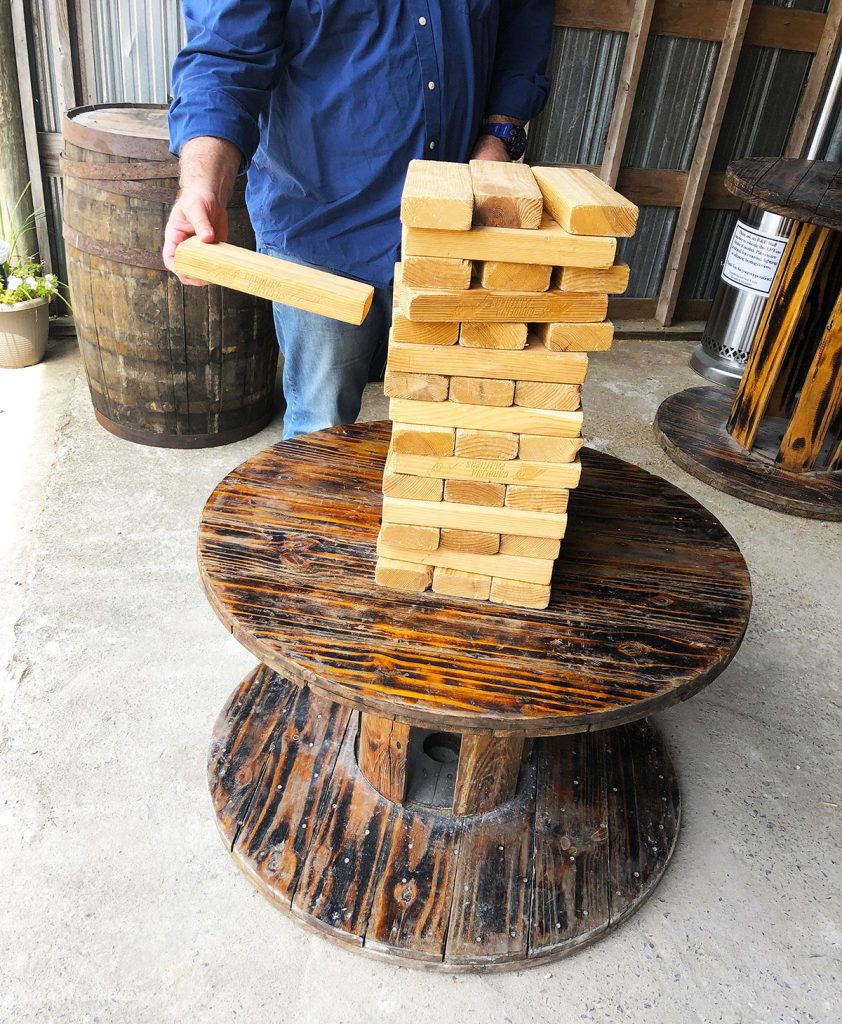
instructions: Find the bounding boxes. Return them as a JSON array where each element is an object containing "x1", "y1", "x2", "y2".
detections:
[{"x1": 0, "y1": 336, "x2": 839, "y2": 1024}]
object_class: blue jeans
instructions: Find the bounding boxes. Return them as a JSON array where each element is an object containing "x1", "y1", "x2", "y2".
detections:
[{"x1": 258, "y1": 242, "x2": 392, "y2": 439}]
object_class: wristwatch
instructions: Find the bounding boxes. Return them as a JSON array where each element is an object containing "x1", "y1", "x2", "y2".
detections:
[{"x1": 480, "y1": 122, "x2": 527, "y2": 161}]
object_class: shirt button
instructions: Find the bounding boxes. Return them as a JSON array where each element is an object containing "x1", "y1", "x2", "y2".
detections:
[
  {"x1": 429, "y1": 141, "x2": 437, "y2": 151},
  {"x1": 428, "y1": 81, "x2": 436, "y2": 91},
  {"x1": 419, "y1": 16, "x2": 427, "y2": 26}
]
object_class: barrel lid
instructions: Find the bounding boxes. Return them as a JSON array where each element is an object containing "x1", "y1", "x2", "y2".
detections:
[{"x1": 63, "y1": 104, "x2": 173, "y2": 160}]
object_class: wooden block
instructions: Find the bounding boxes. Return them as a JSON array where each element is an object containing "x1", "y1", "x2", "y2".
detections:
[
  {"x1": 375, "y1": 557, "x2": 433, "y2": 593},
  {"x1": 402, "y1": 216, "x2": 617, "y2": 269},
  {"x1": 382, "y1": 496, "x2": 568, "y2": 540},
  {"x1": 390, "y1": 399, "x2": 583, "y2": 438},
  {"x1": 490, "y1": 577, "x2": 552, "y2": 610},
  {"x1": 499, "y1": 534, "x2": 561, "y2": 559},
  {"x1": 514, "y1": 380, "x2": 582, "y2": 411},
  {"x1": 388, "y1": 338, "x2": 589, "y2": 384},
  {"x1": 554, "y1": 263, "x2": 630, "y2": 295},
  {"x1": 391, "y1": 313, "x2": 459, "y2": 346},
  {"x1": 440, "y1": 529, "x2": 500, "y2": 555},
  {"x1": 505, "y1": 485, "x2": 569, "y2": 514},
  {"x1": 469, "y1": 160, "x2": 543, "y2": 229},
  {"x1": 459, "y1": 322, "x2": 528, "y2": 350},
  {"x1": 532, "y1": 321, "x2": 615, "y2": 352},
  {"x1": 391, "y1": 424, "x2": 455, "y2": 456},
  {"x1": 358, "y1": 714, "x2": 410, "y2": 803},
  {"x1": 403, "y1": 255, "x2": 472, "y2": 291},
  {"x1": 531, "y1": 167, "x2": 639, "y2": 237},
  {"x1": 449, "y1": 376, "x2": 514, "y2": 407},
  {"x1": 172, "y1": 238, "x2": 374, "y2": 326},
  {"x1": 432, "y1": 567, "x2": 492, "y2": 601},
  {"x1": 454, "y1": 428, "x2": 519, "y2": 460},
  {"x1": 478, "y1": 261, "x2": 552, "y2": 292},
  {"x1": 444, "y1": 479, "x2": 506, "y2": 507},
  {"x1": 453, "y1": 733, "x2": 524, "y2": 815},
  {"x1": 398, "y1": 279, "x2": 608, "y2": 324},
  {"x1": 382, "y1": 470, "x2": 444, "y2": 501},
  {"x1": 517, "y1": 434, "x2": 584, "y2": 463},
  {"x1": 391, "y1": 451, "x2": 582, "y2": 489},
  {"x1": 400, "y1": 160, "x2": 473, "y2": 231},
  {"x1": 379, "y1": 523, "x2": 440, "y2": 553},
  {"x1": 384, "y1": 369, "x2": 449, "y2": 402},
  {"x1": 378, "y1": 538, "x2": 556, "y2": 585}
]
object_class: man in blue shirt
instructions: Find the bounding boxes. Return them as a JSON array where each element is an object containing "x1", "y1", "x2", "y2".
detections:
[{"x1": 163, "y1": 1, "x2": 553, "y2": 438}]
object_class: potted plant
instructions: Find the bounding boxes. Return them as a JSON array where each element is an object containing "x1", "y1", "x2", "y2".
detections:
[{"x1": 0, "y1": 189, "x2": 67, "y2": 368}]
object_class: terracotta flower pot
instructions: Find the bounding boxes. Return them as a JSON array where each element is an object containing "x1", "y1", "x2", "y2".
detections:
[{"x1": 0, "y1": 297, "x2": 49, "y2": 368}]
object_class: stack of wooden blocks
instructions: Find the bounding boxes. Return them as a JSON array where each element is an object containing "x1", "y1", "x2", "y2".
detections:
[{"x1": 375, "y1": 160, "x2": 638, "y2": 610}]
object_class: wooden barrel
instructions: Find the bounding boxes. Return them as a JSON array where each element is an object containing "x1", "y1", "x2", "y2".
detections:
[{"x1": 61, "y1": 103, "x2": 278, "y2": 448}]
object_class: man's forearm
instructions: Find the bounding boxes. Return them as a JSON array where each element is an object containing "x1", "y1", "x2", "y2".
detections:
[{"x1": 178, "y1": 136, "x2": 242, "y2": 203}]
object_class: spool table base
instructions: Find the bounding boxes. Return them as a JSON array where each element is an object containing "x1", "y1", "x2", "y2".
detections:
[{"x1": 209, "y1": 666, "x2": 681, "y2": 972}]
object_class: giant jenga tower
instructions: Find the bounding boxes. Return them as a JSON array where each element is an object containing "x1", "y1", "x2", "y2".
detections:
[{"x1": 375, "y1": 161, "x2": 638, "y2": 610}]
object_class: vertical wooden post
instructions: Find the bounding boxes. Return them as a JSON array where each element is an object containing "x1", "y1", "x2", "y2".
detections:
[
  {"x1": 453, "y1": 732, "x2": 524, "y2": 815},
  {"x1": 358, "y1": 713, "x2": 410, "y2": 804},
  {"x1": 785, "y1": 0, "x2": 842, "y2": 159}
]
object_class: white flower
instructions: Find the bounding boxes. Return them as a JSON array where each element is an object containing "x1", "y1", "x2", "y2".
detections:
[
  {"x1": 6, "y1": 275, "x2": 22, "y2": 290},
  {"x1": 25, "y1": 276, "x2": 37, "y2": 289},
  {"x1": 45, "y1": 273, "x2": 57, "y2": 284},
  {"x1": 0, "y1": 241, "x2": 9, "y2": 264}
]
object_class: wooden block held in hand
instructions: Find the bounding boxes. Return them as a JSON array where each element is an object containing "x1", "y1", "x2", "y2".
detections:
[
  {"x1": 533, "y1": 321, "x2": 615, "y2": 352},
  {"x1": 440, "y1": 529, "x2": 500, "y2": 555},
  {"x1": 531, "y1": 167, "x2": 639, "y2": 237},
  {"x1": 382, "y1": 470, "x2": 444, "y2": 501},
  {"x1": 514, "y1": 380, "x2": 582, "y2": 411},
  {"x1": 444, "y1": 479, "x2": 506, "y2": 507},
  {"x1": 390, "y1": 399, "x2": 583, "y2": 438},
  {"x1": 379, "y1": 523, "x2": 441, "y2": 553},
  {"x1": 455, "y1": 428, "x2": 519, "y2": 461},
  {"x1": 403, "y1": 255, "x2": 472, "y2": 291},
  {"x1": 505, "y1": 485, "x2": 569, "y2": 514},
  {"x1": 391, "y1": 312, "x2": 459, "y2": 346},
  {"x1": 400, "y1": 160, "x2": 474, "y2": 231},
  {"x1": 470, "y1": 160, "x2": 543, "y2": 229},
  {"x1": 517, "y1": 434, "x2": 583, "y2": 463},
  {"x1": 391, "y1": 423, "x2": 455, "y2": 456},
  {"x1": 499, "y1": 534, "x2": 561, "y2": 559},
  {"x1": 459, "y1": 322, "x2": 528, "y2": 350},
  {"x1": 449, "y1": 375, "x2": 515, "y2": 407},
  {"x1": 478, "y1": 261, "x2": 552, "y2": 292},
  {"x1": 384, "y1": 369, "x2": 449, "y2": 402},
  {"x1": 554, "y1": 263, "x2": 630, "y2": 295},
  {"x1": 432, "y1": 567, "x2": 492, "y2": 601},
  {"x1": 375, "y1": 557, "x2": 433, "y2": 593},
  {"x1": 490, "y1": 577, "x2": 552, "y2": 610}
]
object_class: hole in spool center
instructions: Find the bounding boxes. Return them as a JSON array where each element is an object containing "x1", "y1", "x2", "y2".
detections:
[{"x1": 423, "y1": 732, "x2": 461, "y2": 765}]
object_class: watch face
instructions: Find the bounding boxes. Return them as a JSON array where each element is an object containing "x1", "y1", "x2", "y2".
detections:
[{"x1": 507, "y1": 125, "x2": 527, "y2": 160}]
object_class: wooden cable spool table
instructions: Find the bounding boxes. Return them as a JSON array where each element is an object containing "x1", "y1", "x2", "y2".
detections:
[
  {"x1": 657, "y1": 157, "x2": 842, "y2": 518},
  {"x1": 199, "y1": 422, "x2": 751, "y2": 971}
]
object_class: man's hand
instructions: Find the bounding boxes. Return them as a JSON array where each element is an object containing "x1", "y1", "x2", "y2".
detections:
[{"x1": 163, "y1": 136, "x2": 241, "y2": 285}]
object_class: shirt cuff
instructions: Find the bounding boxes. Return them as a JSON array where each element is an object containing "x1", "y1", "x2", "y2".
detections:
[
  {"x1": 167, "y1": 97, "x2": 257, "y2": 173},
  {"x1": 485, "y1": 73, "x2": 551, "y2": 124}
]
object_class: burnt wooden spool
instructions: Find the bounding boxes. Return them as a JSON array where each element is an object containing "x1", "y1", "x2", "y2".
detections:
[
  {"x1": 200, "y1": 423, "x2": 751, "y2": 970},
  {"x1": 62, "y1": 104, "x2": 278, "y2": 448},
  {"x1": 658, "y1": 158, "x2": 842, "y2": 518}
]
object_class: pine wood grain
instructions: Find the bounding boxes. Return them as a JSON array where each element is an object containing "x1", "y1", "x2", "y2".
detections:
[
  {"x1": 358, "y1": 713, "x2": 411, "y2": 803},
  {"x1": 382, "y1": 496, "x2": 568, "y2": 540},
  {"x1": 376, "y1": 539, "x2": 556, "y2": 586},
  {"x1": 400, "y1": 159, "x2": 474, "y2": 230},
  {"x1": 455, "y1": 429, "x2": 519, "y2": 460},
  {"x1": 506, "y1": 485, "x2": 570, "y2": 514},
  {"x1": 554, "y1": 263, "x2": 630, "y2": 295},
  {"x1": 517, "y1": 435, "x2": 584, "y2": 463},
  {"x1": 478, "y1": 261, "x2": 553, "y2": 292},
  {"x1": 403, "y1": 255, "x2": 472, "y2": 291},
  {"x1": 490, "y1": 578, "x2": 553, "y2": 610},
  {"x1": 534, "y1": 321, "x2": 615, "y2": 352},
  {"x1": 444, "y1": 479, "x2": 506, "y2": 507},
  {"x1": 375, "y1": 557, "x2": 434, "y2": 592},
  {"x1": 470, "y1": 160, "x2": 543, "y2": 229},
  {"x1": 391, "y1": 424, "x2": 455, "y2": 456},
  {"x1": 499, "y1": 535, "x2": 562, "y2": 560},
  {"x1": 398, "y1": 278, "x2": 608, "y2": 324},
  {"x1": 390, "y1": 399, "x2": 583, "y2": 438},
  {"x1": 391, "y1": 313, "x2": 459, "y2": 346},
  {"x1": 382, "y1": 470, "x2": 444, "y2": 501},
  {"x1": 449, "y1": 376, "x2": 515, "y2": 407},
  {"x1": 453, "y1": 732, "x2": 525, "y2": 814},
  {"x1": 379, "y1": 523, "x2": 441, "y2": 553},
  {"x1": 440, "y1": 529, "x2": 501, "y2": 555},
  {"x1": 432, "y1": 567, "x2": 493, "y2": 601},
  {"x1": 384, "y1": 369, "x2": 449, "y2": 402},
  {"x1": 388, "y1": 338, "x2": 589, "y2": 384},
  {"x1": 531, "y1": 167, "x2": 639, "y2": 237},
  {"x1": 515, "y1": 381, "x2": 582, "y2": 411},
  {"x1": 459, "y1": 322, "x2": 529, "y2": 349},
  {"x1": 391, "y1": 452, "x2": 582, "y2": 489}
]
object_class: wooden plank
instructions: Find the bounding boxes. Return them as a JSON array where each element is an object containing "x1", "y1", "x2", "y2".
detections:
[
  {"x1": 440, "y1": 529, "x2": 500, "y2": 555},
  {"x1": 391, "y1": 452, "x2": 583, "y2": 489},
  {"x1": 358, "y1": 714, "x2": 411, "y2": 804},
  {"x1": 381, "y1": 497, "x2": 569, "y2": 541},
  {"x1": 655, "y1": 0, "x2": 753, "y2": 326},
  {"x1": 174, "y1": 239, "x2": 374, "y2": 325},
  {"x1": 514, "y1": 381, "x2": 582, "y2": 412},
  {"x1": 444, "y1": 479, "x2": 506, "y2": 507},
  {"x1": 378, "y1": 539, "x2": 556, "y2": 587},
  {"x1": 459, "y1": 322, "x2": 529, "y2": 349},
  {"x1": 400, "y1": 159, "x2": 474, "y2": 230},
  {"x1": 600, "y1": 0, "x2": 656, "y2": 187},
  {"x1": 534, "y1": 321, "x2": 615, "y2": 352},
  {"x1": 402, "y1": 218, "x2": 617, "y2": 269},
  {"x1": 554, "y1": 263, "x2": 630, "y2": 295},
  {"x1": 516, "y1": 434, "x2": 584, "y2": 463},
  {"x1": 391, "y1": 313, "x2": 459, "y2": 345},
  {"x1": 455, "y1": 428, "x2": 519, "y2": 460},
  {"x1": 390, "y1": 423, "x2": 455, "y2": 456},
  {"x1": 375, "y1": 557, "x2": 434, "y2": 593},
  {"x1": 506, "y1": 485, "x2": 570, "y2": 514},
  {"x1": 477, "y1": 261, "x2": 552, "y2": 292},
  {"x1": 382, "y1": 470, "x2": 444, "y2": 501},
  {"x1": 449, "y1": 376, "x2": 515, "y2": 407},
  {"x1": 389, "y1": 398, "x2": 584, "y2": 438},
  {"x1": 499, "y1": 534, "x2": 562, "y2": 560},
  {"x1": 388, "y1": 338, "x2": 589, "y2": 385},
  {"x1": 402, "y1": 254, "x2": 472, "y2": 291},
  {"x1": 785, "y1": 0, "x2": 842, "y2": 157},
  {"x1": 44, "y1": 0, "x2": 76, "y2": 116},
  {"x1": 531, "y1": 167, "x2": 639, "y2": 237},
  {"x1": 470, "y1": 160, "x2": 543, "y2": 229},
  {"x1": 490, "y1": 578, "x2": 553, "y2": 610},
  {"x1": 384, "y1": 369, "x2": 449, "y2": 402},
  {"x1": 379, "y1": 523, "x2": 441, "y2": 553},
  {"x1": 453, "y1": 733, "x2": 525, "y2": 815},
  {"x1": 432, "y1": 566, "x2": 493, "y2": 601}
]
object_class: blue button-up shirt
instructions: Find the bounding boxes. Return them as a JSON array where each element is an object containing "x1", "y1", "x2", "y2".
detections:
[{"x1": 169, "y1": 1, "x2": 553, "y2": 288}]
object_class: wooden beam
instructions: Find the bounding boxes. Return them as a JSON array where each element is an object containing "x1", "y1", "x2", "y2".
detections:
[
  {"x1": 44, "y1": 0, "x2": 77, "y2": 117},
  {"x1": 69, "y1": 0, "x2": 97, "y2": 105},
  {"x1": 656, "y1": 0, "x2": 754, "y2": 326},
  {"x1": 785, "y1": 0, "x2": 842, "y2": 158},
  {"x1": 601, "y1": 0, "x2": 656, "y2": 187},
  {"x1": 533, "y1": 165, "x2": 740, "y2": 210}
]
